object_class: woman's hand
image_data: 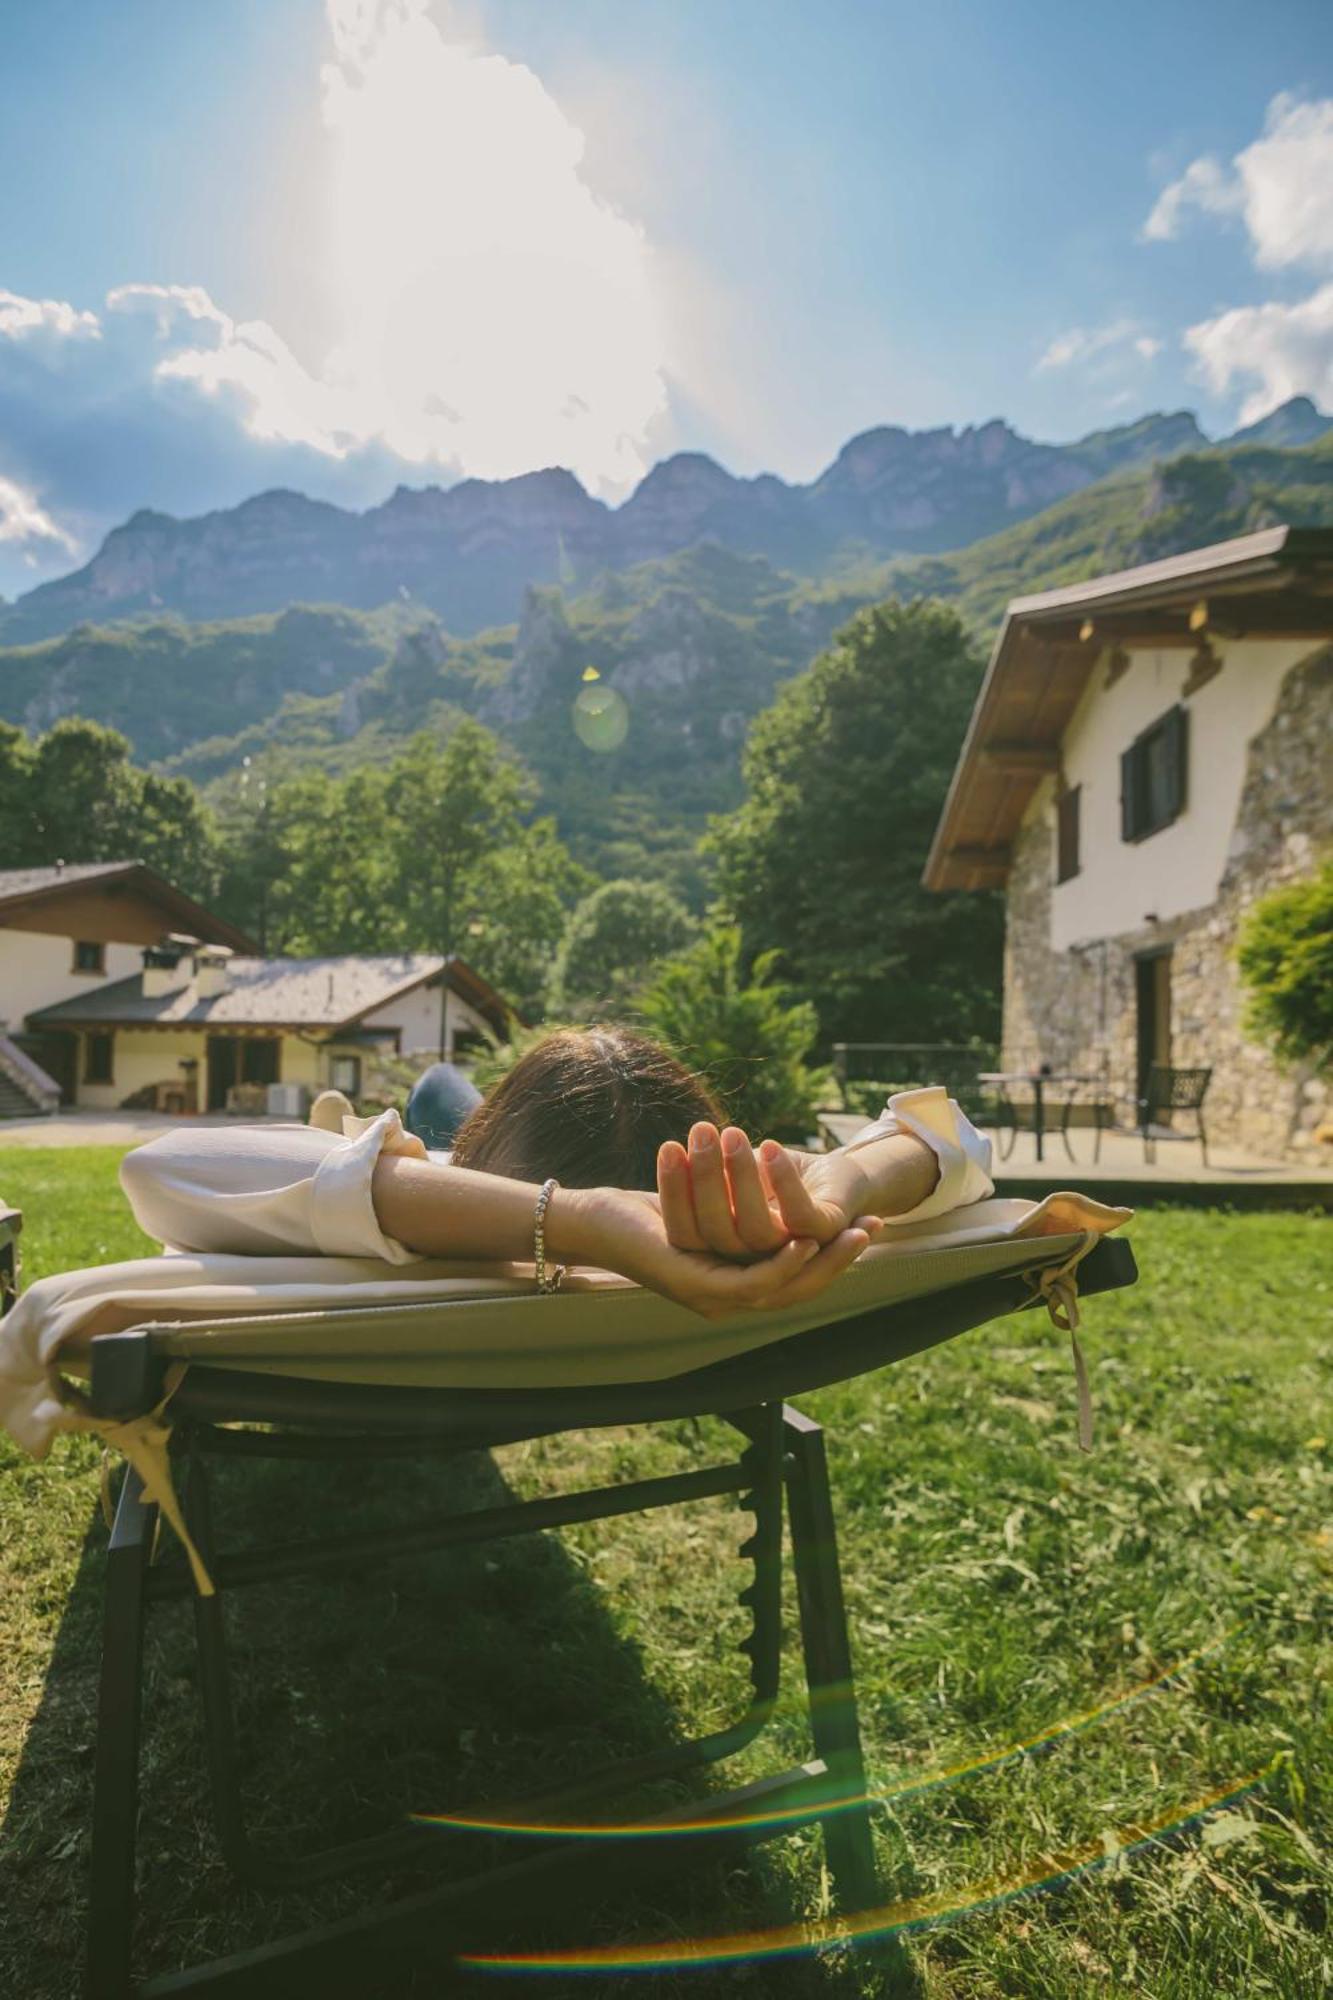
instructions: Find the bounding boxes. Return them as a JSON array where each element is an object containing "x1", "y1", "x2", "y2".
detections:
[
  {"x1": 567, "y1": 1183, "x2": 883, "y2": 1321},
  {"x1": 657, "y1": 1122, "x2": 879, "y2": 1254}
]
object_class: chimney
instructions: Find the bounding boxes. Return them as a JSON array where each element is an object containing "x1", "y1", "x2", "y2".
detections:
[
  {"x1": 142, "y1": 933, "x2": 198, "y2": 999},
  {"x1": 194, "y1": 944, "x2": 234, "y2": 1000}
]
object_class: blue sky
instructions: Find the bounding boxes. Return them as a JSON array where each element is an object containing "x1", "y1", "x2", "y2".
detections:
[{"x1": 2, "y1": 0, "x2": 1331, "y2": 598}]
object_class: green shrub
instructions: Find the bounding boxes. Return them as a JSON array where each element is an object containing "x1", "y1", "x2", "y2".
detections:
[
  {"x1": 636, "y1": 926, "x2": 831, "y2": 1138},
  {"x1": 1236, "y1": 860, "x2": 1333, "y2": 1068}
]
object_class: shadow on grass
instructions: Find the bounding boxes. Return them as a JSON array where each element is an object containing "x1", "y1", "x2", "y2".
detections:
[{"x1": 2, "y1": 1436, "x2": 897, "y2": 1999}]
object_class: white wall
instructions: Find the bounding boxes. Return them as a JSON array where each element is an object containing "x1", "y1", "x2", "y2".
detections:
[
  {"x1": 360, "y1": 982, "x2": 496, "y2": 1059},
  {"x1": 74, "y1": 1029, "x2": 201, "y2": 1109},
  {"x1": 1, "y1": 930, "x2": 142, "y2": 1032},
  {"x1": 1047, "y1": 637, "x2": 1314, "y2": 951}
]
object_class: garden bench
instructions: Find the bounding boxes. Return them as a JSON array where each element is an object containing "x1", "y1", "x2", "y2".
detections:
[{"x1": 3, "y1": 1209, "x2": 1136, "y2": 1996}]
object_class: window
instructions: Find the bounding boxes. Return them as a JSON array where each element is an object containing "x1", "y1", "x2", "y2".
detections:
[
  {"x1": 84, "y1": 1032, "x2": 114, "y2": 1085},
  {"x1": 1056, "y1": 783, "x2": 1081, "y2": 883},
  {"x1": 1121, "y1": 705, "x2": 1188, "y2": 843},
  {"x1": 329, "y1": 1054, "x2": 362, "y2": 1097},
  {"x1": 72, "y1": 940, "x2": 105, "y2": 975}
]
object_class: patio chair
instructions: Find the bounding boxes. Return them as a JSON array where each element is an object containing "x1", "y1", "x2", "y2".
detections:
[
  {"x1": 4, "y1": 1215, "x2": 1136, "y2": 1998},
  {"x1": 1138, "y1": 1065, "x2": 1212, "y2": 1168}
]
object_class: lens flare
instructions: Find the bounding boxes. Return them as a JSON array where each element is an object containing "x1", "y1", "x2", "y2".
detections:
[
  {"x1": 411, "y1": 1629, "x2": 1234, "y2": 1843},
  {"x1": 573, "y1": 683, "x2": 629, "y2": 751},
  {"x1": 459, "y1": 1763, "x2": 1277, "y2": 1975}
]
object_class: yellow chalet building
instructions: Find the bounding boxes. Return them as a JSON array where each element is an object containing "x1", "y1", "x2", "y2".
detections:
[
  {"x1": 0, "y1": 861, "x2": 508, "y2": 1116},
  {"x1": 925, "y1": 526, "x2": 1333, "y2": 1161}
]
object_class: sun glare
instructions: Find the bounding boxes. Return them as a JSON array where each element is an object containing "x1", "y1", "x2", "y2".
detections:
[{"x1": 317, "y1": 0, "x2": 668, "y2": 491}]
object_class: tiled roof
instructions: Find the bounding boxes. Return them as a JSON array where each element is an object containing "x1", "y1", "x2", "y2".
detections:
[
  {"x1": 29, "y1": 953, "x2": 447, "y2": 1030},
  {"x1": 0, "y1": 862, "x2": 140, "y2": 901}
]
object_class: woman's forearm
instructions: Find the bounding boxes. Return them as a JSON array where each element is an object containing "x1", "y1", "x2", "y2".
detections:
[
  {"x1": 370, "y1": 1153, "x2": 598, "y2": 1264},
  {"x1": 842, "y1": 1132, "x2": 940, "y2": 1216}
]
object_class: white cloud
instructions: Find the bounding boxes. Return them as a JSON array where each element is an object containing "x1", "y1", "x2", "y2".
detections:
[
  {"x1": 315, "y1": 0, "x2": 667, "y2": 488},
  {"x1": 0, "y1": 0, "x2": 674, "y2": 599},
  {"x1": 0, "y1": 290, "x2": 101, "y2": 342},
  {"x1": 1148, "y1": 95, "x2": 1333, "y2": 425},
  {"x1": 63, "y1": 4, "x2": 669, "y2": 493},
  {"x1": 1143, "y1": 94, "x2": 1333, "y2": 272},
  {"x1": 106, "y1": 284, "x2": 358, "y2": 456},
  {"x1": 0, "y1": 473, "x2": 78, "y2": 558},
  {"x1": 1036, "y1": 318, "x2": 1159, "y2": 373},
  {"x1": 1142, "y1": 156, "x2": 1244, "y2": 245},
  {"x1": 1185, "y1": 281, "x2": 1333, "y2": 425}
]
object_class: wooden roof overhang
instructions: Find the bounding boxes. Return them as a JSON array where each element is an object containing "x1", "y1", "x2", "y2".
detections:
[
  {"x1": 0, "y1": 861, "x2": 258, "y2": 953},
  {"x1": 923, "y1": 524, "x2": 1333, "y2": 893}
]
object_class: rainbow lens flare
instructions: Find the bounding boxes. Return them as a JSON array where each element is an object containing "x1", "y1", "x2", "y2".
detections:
[
  {"x1": 411, "y1": 1629, "x2": 1234, "y2": 1844},
  {"x1": 458, "y1": 1763, "x2": 1276, "y2": 1976}
]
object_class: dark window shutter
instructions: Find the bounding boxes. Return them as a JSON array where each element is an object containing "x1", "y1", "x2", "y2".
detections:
[
  {"x1": 1120, "y1": 745, "x2": 1139, "y2": 841},
  {"x1": 1056, "y1": 783, "x2": 1081, "y2": 882},
  {"x1": 1164, "y1": 703, "x2": 1188, "y2": 821}
]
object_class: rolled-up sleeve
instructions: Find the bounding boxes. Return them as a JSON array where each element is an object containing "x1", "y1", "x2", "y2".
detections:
[
  {"x1": 119, "y1": 1111, "x2": 430, "y2": 1263},
  {"x1": 839, "y1": 1085, "x2": 994, "y2": 1225}
]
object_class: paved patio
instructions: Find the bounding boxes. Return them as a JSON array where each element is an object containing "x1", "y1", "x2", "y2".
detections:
[
  {"x1": 817, "y1": 1110, "x2": 1333, "y2": 1202},
  {"x1": 0, "y1": 1110, "x2": 305, "y2": 1148}
]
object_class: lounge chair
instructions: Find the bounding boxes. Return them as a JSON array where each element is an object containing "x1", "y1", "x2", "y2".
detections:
[{"x1": 0, "y1": 1201, "x2": 1136, "y2": 1997}]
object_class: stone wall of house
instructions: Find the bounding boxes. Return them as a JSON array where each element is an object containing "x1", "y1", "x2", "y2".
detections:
[{"x1": 1001, "y1": 644, "x2": 1332, "y2": 1161}]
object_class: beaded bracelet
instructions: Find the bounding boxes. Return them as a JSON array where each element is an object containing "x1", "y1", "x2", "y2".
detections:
[{"x1": 533, "y1": 1176, "x2": 565, "y2": 1293}]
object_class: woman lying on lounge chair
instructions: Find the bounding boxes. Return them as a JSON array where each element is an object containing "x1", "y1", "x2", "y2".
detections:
[{"x1": 120, "y1": 1027, "x2": 994, "y2": 1320}]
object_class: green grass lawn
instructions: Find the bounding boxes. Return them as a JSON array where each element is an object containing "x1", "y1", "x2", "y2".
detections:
[{"x1": 0, "y1": 1146, "x2": 1329, "y2": 1998}]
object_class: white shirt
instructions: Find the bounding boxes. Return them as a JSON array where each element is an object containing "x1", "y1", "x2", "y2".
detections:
[{"x1": 117, "y1": 1086, "x2": 995, "y2": 1264}]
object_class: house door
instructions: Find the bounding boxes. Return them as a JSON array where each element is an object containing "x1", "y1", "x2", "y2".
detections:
[
  {"x1": 1134, "y1": 951, "x2": 1172, "y2": 1112},
  {"x1": 207, "y1": 1036, "x2": 280, "y2": 1111}
]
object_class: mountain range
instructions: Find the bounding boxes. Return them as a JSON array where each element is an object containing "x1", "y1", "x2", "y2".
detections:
[
  {"x1": 5, "y1": 418, "x2": 1332, "y2": 897},
  {"x1": 5, "y1": 397, "x2": 1329, "y2": 644}
]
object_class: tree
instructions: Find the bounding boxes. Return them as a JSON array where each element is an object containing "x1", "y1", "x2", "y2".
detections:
[
  {"x1": 466, "y1": 821, "x2": 595, "y2": 1021},
  {"x1": 0, "y1": 723, "x2": 35, "y2": 861},
  {"x1": 211, "y1": 723, "x2": 590, "y2": 1018},
  {"x1": 637, "y1": 925, "x2": 830, "y2": 1138},
  {"x1": 385, "y1": 723, "x2": 533, "y2": 956},
  {"x1": 549, "y1": 878, "x2": 698, "y2": 1019},
  {"x1": 709, "y1": 599, "x2": 1001, "y2": 1047},
  {"x1": 1, "y1": 718, "x2": 216, "y2": 894},
  {"x1": 1236, "y1": 861, "x2": 1333, "y2": 1068}
]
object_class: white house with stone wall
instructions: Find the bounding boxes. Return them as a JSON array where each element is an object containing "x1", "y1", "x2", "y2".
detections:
[
  {"x1": 1, "y1": 861, "x2": 510, "y2": 1115},
  {"x1": 924, "y1": 526, "x2": 1333, "y2": 1161}
]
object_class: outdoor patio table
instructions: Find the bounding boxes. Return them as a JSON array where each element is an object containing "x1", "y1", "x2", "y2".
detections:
[{"x1": 976, "y1": 1071, "x2": 1103, "y2": 1164}]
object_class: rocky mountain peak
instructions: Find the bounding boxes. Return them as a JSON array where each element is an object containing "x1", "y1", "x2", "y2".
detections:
[
  {"x1": 1225, "y1": 395, "x2": 1333, "y2": 449},
  {"x1": 8, "y1": 400, "x2": 1323, "y2": 646}
]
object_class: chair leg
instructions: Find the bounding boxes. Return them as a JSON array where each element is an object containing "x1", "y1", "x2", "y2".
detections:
[
  {"x1": 1197, "y1": 1111, "x2": 1209, "y2": 1170},
  {"x1": 784, "y1": 1408, "x2": 920, "y2": 1992},
  {"x1": 86, "y1": 1468, "x2": 156, "y2": 2000},
  {"x1": 782, "y1": 1410, "x2": 878, "y2": 1905},
  {"x1": 183, "y1": 1454, "x2": 255, "y2": 1878}
]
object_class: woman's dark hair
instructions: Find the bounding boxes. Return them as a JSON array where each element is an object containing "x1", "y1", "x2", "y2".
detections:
[{"x1": 450, "y1": 1027, "x2": 725, "y2": 1189}]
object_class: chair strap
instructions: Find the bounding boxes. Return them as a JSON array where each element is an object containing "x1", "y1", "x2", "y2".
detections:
[
  {"x1": 89, "y1": 1365, "x2": 215, "y2": 1596},
  {"x1": 1021, "y1": 1231, "x2": 1099, "y2": 1454}
]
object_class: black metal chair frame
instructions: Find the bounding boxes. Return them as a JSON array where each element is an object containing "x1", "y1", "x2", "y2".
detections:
[
  {"x1": 13, "y1": 1232, "x2": 1135, "y2": 1997},
  {"x1": 1137, "y1": 1064, "x2": 1212, "y2": 1168}
]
